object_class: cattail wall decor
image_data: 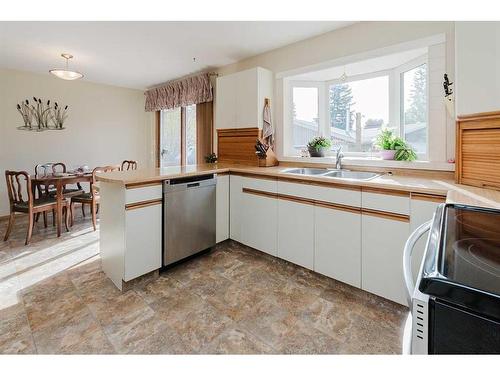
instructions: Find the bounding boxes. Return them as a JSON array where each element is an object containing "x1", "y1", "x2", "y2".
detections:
[{"x1": 16, "y1": 98, "x2": 69, "y2": 131}]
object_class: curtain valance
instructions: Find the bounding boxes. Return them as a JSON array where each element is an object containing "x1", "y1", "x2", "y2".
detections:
[{"x1": 145, "y1": 73, "x2": 213, "y2": 112}]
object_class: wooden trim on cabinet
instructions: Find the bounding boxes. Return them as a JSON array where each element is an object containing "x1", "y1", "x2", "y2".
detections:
[
  {"x1": 314, "y1": 200, "x2": 361, "y2": 215},
  {"x1": 411, "y1": 192, "x2": 446, "y2": 203},
  {"x1": 277, "y1": 176, "x2": 361, "y2": 191},
  {"x1": 242, "y1": 188, "x2": 278, "y2": 199},
  {"x1": 457, "y1": 110, "x2": 500, "y2": 122},
  {"x1": 361, "y1": 208, "x2": 410, "y2": 223},
  {"x1": 216, "y1": 171, "x2": 230, "y2": 176},
  {"x1": 125, "y1": 181, "x2": 163, "y2": 189},
  {"x1": 125, "y1": 198, "x2": 163, "y2": 211},
  {"x1": 361, "y1": 186, "x2": 410, "y2": 197},
  {"x1": 278, "y1": 193, "x2": 315, "y2": 206},
  {"x1": 230, "y1": 171, "x2": 278, "y2": 181}
]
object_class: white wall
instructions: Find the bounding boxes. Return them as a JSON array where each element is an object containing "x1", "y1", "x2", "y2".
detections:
[
  {"x1": 0, "y1": 68, "x2": 154, "y2": 216},
  {"x1": 215, "y1": 21, "x2": 456, "y2": 165},
  {"x1": 455, "y1": 22, "x2": 500, "y2": 115}
]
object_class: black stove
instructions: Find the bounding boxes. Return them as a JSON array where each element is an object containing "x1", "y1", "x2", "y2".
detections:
[{"x1": 417, "y1": 204, "x2": 500, "y2": 353}]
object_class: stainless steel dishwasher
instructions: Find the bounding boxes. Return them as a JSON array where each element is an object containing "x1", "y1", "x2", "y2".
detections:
[{"x1": 163, "y1": 174, "x2": 216, "y2": 266}]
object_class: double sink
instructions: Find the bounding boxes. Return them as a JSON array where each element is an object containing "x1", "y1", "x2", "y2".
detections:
[{"x1": 281, "y1": 168, "x2": 381, "y2": 181}]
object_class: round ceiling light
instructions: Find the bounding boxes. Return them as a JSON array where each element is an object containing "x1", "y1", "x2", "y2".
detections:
[{"x1": 49, "y1": 53, "x2": 84, "y2": 80}]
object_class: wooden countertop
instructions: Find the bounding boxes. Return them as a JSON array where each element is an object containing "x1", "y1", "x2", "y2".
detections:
[{"x1": 95, "y1": 163, "x2": 500, "y2": 209}]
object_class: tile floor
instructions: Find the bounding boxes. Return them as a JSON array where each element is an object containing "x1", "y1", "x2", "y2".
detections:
[{"x1": 0, "y1": 212, "x2": 408, "y2": 354}]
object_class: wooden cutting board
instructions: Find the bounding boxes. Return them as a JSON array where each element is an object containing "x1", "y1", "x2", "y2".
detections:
[{"x1": 456, "y1": 111, "x2": 500, "y2": 190}]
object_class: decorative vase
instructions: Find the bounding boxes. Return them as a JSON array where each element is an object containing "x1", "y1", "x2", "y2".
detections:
[
  {"x1": 308, "y1": 146, "x2": 325, "y2": 157},
  {"x1": 380, "y1": 149, "x2": 396, "y2": 160}
]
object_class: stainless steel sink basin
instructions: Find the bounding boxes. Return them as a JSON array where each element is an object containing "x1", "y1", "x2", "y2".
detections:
[
  {"x1": 281, "y1": 167, "x2": 381, "y2": 181},
  {"x1": 281, "y1": 168, "x2": 330, "y2": 176},
  {"x1": 323, "y1": 170, "x2": 380, "y2": 181}
]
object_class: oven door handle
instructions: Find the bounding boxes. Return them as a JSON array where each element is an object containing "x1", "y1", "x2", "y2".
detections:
[{"x1": 403, "y1": 220, "x2": 432, "y2": 307}]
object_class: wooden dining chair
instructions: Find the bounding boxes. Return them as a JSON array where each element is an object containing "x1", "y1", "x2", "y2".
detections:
[
  {"x1": 121, "y1": 160, "x2": 138, "y2": 171},
  {"x1": 4, "y1": 170, "x2": 70, "y2": 245},
  {"x1": 70, "y1": 165, "x2": 120, "y2": 231}
]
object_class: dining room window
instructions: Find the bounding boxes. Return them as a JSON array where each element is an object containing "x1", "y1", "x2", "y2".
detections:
[{"x1": 159, "y1": 105, "x2": 197, "y2": 167}]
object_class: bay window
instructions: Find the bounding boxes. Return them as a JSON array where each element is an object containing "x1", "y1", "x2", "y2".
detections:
[{"x1": 285, "y1": 52, "x2": 430, "y2": 160}]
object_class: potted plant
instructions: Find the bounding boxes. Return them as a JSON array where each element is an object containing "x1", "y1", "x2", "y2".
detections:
[
  {"x1": 374, "y1": 128, "x2": 417, "y2": 161},
  {"x1": 307, "y1": 136, "x2": 332, "y2": 157},
  {"x1": 374, "y1": 129, "x2": 397, "y2": 159}
]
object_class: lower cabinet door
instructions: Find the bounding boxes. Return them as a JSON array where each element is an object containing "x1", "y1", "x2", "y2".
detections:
[
  {"x1": 240, "y1": 191, "x2": 278, "y2": 256},
  {"x1": 229, "y1": 175, "x2": 243, "y2": 242},
  {"x1": 277, "y1": 199, "x2": 314, "y2": 269},
  {"x1": 216, "y1": 175, "x2": 230, "y2": 243},
  {"x1": 361, "y1": 213, "x2": 410, "y2": 306},
  {"x1": 124, "y1": 204, "x2": 162, "y2": 281},
  {"x1": 314, "y1": 206, "x2": 361, "y2": 288}
]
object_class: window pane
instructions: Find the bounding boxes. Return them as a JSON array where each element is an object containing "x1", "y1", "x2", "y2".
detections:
[
  {"x1": 402, "y1": 64, "x2": 427, "y2": 154},
  {"x1": 329, "y1": 76, "x2": 389, "y2": 152},
  {"x1": 160, "y1": 107, "x2": 181, "y2": 166},
  {"x1": 185, "y1": 104, "x2": 197, "y2": 165},
  {"x1": 292, "y1": 87, "x2": 319, "y2": 150}
]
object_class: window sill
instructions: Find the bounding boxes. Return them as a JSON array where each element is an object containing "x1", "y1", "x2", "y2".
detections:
[{"x1": 280, "y1": 156, "x2": 455, "y2": 171}]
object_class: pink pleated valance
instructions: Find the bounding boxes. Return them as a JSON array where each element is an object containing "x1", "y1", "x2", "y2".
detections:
[{"x1": 144, "y1": 73, "x2": 213, "y2": 112}]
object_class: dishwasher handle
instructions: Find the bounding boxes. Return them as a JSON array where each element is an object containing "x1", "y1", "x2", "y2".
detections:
[{"x1": 164, "y1": 174, "x2": 216, "y2": 193}]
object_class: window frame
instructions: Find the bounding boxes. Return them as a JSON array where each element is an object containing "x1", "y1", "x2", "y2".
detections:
[
  {"x1": 283, "y1": 53, "x2": 430, "y2": 160},
  {"x1": 286, "y1": 80, "x2": 326, "y2": 156},
  {"x1": 325, "y1": 69, "x2": 393, "y2": 157},
  {"x1": 395, "y1": 54, "x2": 429, "y2": 159},
  {"x1": 157, "y1": 104, "x2": 197, "y2": 167}
]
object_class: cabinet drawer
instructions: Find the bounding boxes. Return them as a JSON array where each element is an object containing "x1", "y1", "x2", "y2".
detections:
[
  {"x1": 278, "y1": 180, "x2": 360, "y2": 207},
  {"x1": 241, "y1": 176, "x2": 277, "y2": 193},
  {"x1": 125, "y1": 184, "x2": 162, "y2": 204},
  {"x1": 362, "y1": 189, "x2": 409, "y2": 215}
]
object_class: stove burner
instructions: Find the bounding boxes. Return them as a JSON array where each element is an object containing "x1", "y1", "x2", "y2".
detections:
[{"x1": 452, "y1": 238, "x2": 500, "y2": 278}]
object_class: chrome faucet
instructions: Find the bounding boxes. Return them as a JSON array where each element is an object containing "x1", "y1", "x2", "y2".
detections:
[{"x1": 335, "y1": 146, "x2": 344, "y2": 169}]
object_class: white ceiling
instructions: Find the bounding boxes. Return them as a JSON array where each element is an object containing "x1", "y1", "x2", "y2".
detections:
[
  {"x1": 0, "y1": 21, "x2": 354, "y2": 89},
  {"x1": 290, "y1": 47, "x2": 428, "y2": 81}
]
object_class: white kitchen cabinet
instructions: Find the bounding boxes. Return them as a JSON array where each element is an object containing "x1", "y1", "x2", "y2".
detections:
[
  {"x1": 100, "y1": 182, "x2": 163, "y2": 289},
  {"x1": 124, "y1": 203, "x2": 162, "y2": 281},
  {"x1": 362, "y1": 190, "x2": 410, "y2": 215},
  {"x1": 216, "y1": 174, "x2": 230, "y2": 243},
  {"x1": 410, "y1": 195, "x2": 444, "y2": 281},
  {"x1": 277, "y1": 198, "x2": 314, "y2": 269},
  {"x1": 241, "y1": 191, "x2": 278, "y2": 256},
  {"x1": 229, "y1": 175, "x2": 243, "y2": 242},
  {"x1": 215, "y1": 67, "x2": 274, "y2": 129},
  {"x1": 314, "y1": 205, "x2": 361, "y2": 288},
  {"x1": 361, "y1": 213, "x2": 410, "y2": 306}
]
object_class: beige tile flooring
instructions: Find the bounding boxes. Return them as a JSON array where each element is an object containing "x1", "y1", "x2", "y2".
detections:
[{"x1": 0, "y1": 212, "x2": 408, "y2": 354}]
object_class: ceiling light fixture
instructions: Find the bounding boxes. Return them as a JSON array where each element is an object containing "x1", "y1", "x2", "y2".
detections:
[{"x1": 49, "y1": 53, "x2": 83, "y2": 81}]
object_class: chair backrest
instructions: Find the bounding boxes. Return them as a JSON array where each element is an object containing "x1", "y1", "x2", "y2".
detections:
[
  {"x1": 5, "y1": 171, "x2": 33, "y2": 208},
  {"x1": 91, "y1": 165, "x2": 121, "y2": 196},
  {"x1": 51, "y1": 162, "x2": 67, "y2": 174},
  {"x1": 34, "y1": 163, "x2": 54, "y2": 178},
  {"x1": 121, "y1": 160, "x2": 138, "y2": 171}
]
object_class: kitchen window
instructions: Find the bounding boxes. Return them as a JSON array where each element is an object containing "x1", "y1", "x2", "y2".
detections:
[
  {"x1": 285, "y1": 52, "x2": 432, "y2": 160},
  {"x1": 159, "y1": 104, "x2": 197, "y2": 167}
]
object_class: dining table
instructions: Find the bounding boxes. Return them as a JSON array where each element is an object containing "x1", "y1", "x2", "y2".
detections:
[{"x1": 32, "y1": 173, "x2": 93, "y2": 237}]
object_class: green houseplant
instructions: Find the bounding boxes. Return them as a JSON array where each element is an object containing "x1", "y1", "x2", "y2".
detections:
[
  {"x1": 374, "y1": 128, "x2": 417, "y2": 161},
  {"x1": 307, "y1": 136, "x2": 332, "y2": 157}
]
